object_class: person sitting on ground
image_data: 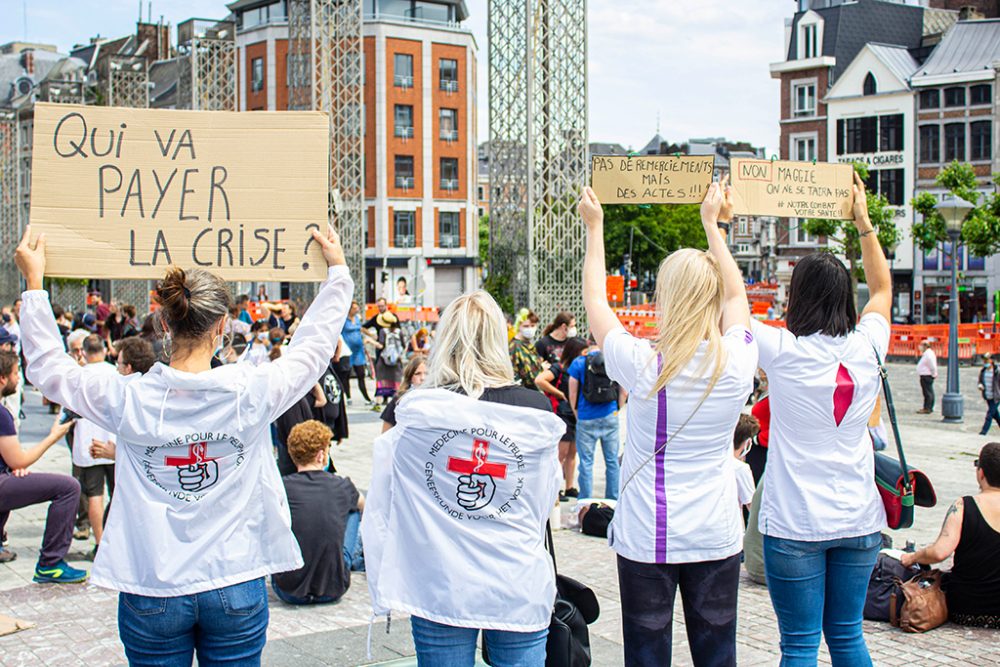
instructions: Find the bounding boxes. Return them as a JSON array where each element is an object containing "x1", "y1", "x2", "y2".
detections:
[
  {"x1": 0, "y1": 350, "x2": 83, "y2": 580},
  {"x1": 901, "y1": 442, "x2": 1000, "y2": 629},
  {"x1": 73, "y1": 335, "x2": 119, "y2": 561},
  {"x1": 733, "y1": 413, "x2": 759, "y2": 512},
  {"x1": 272, "y1": 420, "x2": 364, "y2": 606}
]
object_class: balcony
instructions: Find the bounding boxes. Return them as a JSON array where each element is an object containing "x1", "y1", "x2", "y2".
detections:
[
  {"x1": 440, "y1": 234, "x2": 461, "y2": 249},
  {"x1": 440, "y1": 129, "x2": 459, "y2": 142},
  {"x1": 440, "y1": 79, "x2": 458, "y2": 93},
  {"x1": 395, "y1": 125, "x2": 414, "y2": 139},
  {"x1": 396, "y1": 176, "x2": 415, "y2": 189},
  {"x1": 394, "y1": 235, "x2": 416, "y2": 248},
  {"x1": 440, "y1": 179, "x2": 459, "y2": 191},
  {"x1": 394, "y1": 75, "x2": 413, "y2": 89}
]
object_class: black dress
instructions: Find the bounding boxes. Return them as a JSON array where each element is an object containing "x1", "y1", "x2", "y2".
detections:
[{"x1": 945, "y1": 495, "x2": 1000, "y2": 628}]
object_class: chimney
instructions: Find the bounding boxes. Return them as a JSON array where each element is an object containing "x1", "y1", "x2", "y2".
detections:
[
  {"x1": 21, "y1": 49, "x2": 34, "y2": 75},
  {"x1": 959, "y1": 5, "x2": 985, "y2": 19}
]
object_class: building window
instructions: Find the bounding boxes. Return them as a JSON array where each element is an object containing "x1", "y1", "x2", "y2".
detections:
[
  {"x1": 919, "y1": 89, "x2": 940, "y2": 109},
  {"x1": 944, "y1": 87, "x2": 965, "y2": 107},
  {"x1": 251, "y1": 57, "x2": 264, "y2": 92},
  {"x1": 394, "y1": 53, "x2": 413, "y2": 88},
  {"x1": 477, "y1": 185, "x2": 484, "y2": 200},
  {"x1": 845, "y1": 116, "x2": 877, "y2": 154},
  {"x1": 394, "y1": 104, "x2": 414, "y2": 138},
  {"x1": 801, "y1": 24, "x2": 818, "y2": 59},
  {"x1": 919, "y1": 125, "x2": 940, "y2": 163},
  {"x1": 793, "y1": 82, "x2": 816, "y2": 117},
  {"x1": 793, "y1": 219, "x2": 816, "y2": 245},
  {"x1": 792, "y1": 136, "x2": 816, "y2": 162},
  {"x1": 970, "y1": 84, "x2": 992, "y2": 106},
  {"x1": 880, "y1": 114, "x2": 903, "y2": 152},
  {"x1": 393, "y1": 211, "x2": 416, "y2": 248},
  {"x1": 971, "y1": 121, "x2": 992, "y2": 161},
  {"x1": 863, "y1": 72, "x2": 877, "y2": 96},
  {"x1": 440, "y1": 158, "x2": 459, "y2": 191},
  {"x1": 439, "y1": 58, "x2": 458, "y2": 92},
  {"x1": 439, "y1": 211, "x2": 460, "y2": 248},
  {"x1": 878, "y1": 169, "x2": 904, "y2": 206},
  {"x1": 439, "y1": 108, "x2": 458, "y2": 141},
  {"x1": 394, "y1": 155, "x2": 414, "y2": 189},
  {"x1": 944, "y1": 123, "x2": 965, "y2": 162}
]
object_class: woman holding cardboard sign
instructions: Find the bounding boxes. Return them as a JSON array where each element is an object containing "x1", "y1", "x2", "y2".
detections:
[
  {"x1": 580, "y1": 180, "x2": 757, "y2": 667},
  {"x1": 752, "y1": 173, "x2": 892, "y2": 666},
  {"x1": 15, "y1": 223, "x2": 352, "y2": 666}
]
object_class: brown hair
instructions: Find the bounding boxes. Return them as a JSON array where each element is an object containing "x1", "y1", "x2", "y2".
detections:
[
  {"x1": 543, "y1": 311, "x2": 575, "y2": 337},
  {"x1": 155, "y1": 267, "x2": 231, "y2": 343},
  {"x1": 0, "y1": 350, "x2": 18, "y2": 377},
  {"x1": 287, "y1": 420, "x2": 333, "y2": 468},
  {"x1": 83, "y1": 334, "x2": 106, "y2": 357},
  {"x1": 117, "y1": 336, "x2": 156, "y2": 373},
  {"x1": 734, "y1": 414, "x2": 760, "y2": 449},
  {"x1": 979, "y1": 442, "x2": 1000, "y2": 488},
  {"x1": 399, "y1": 354, "x2": 428, "y2": 394}
]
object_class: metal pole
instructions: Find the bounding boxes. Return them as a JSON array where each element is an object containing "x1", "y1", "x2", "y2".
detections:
[{"x1": 942, "y1": 231, "x2": 963, "y2": 422}]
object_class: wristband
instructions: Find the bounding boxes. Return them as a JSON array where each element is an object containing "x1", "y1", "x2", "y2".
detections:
[
  {"x1": 859, "y1": 228, "x2": 875, "y2": 237},
  {"x1": 717, "y1": 222, "x2": 731, "y2": 233}
]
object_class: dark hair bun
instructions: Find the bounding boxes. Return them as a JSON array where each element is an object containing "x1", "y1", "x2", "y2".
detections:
[{"x1": 157, "y1": 267, "x2": 190, "y2": 322}]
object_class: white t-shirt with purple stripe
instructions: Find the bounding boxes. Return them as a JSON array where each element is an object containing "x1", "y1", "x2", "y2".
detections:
[{"x1": 603, "y1": 325, "x2": 758, "y2": 564}]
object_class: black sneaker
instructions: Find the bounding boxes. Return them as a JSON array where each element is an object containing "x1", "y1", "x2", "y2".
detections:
[
  {"x1": 565, "y1": 487, "x2": 579, "y2": 498},
  {"x1": 559, "y1": 491, "x2": 569, "y2": 502},
  {"x1": 1, "y1": 530, "x2": 7, "y2": 547}
]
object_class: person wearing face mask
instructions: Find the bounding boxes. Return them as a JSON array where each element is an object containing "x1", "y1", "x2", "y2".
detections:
[
  {"x1": 510, "y1": 310, "x2": 544, "y2": 389},
  {"x1": 240, "y1": 321, "x2": 273, "y2": 366},
  {"x1": 535, "y1": 311, "x2": 577, "y2": 366}
]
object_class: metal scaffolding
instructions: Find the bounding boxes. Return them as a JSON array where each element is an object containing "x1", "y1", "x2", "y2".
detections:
[
  {"x1": 288, "y1": 0, "x2": 364, "y2": 304},
  {"x1": 178, "y1": 20, "x2": 237, "y2": 111},
  {"x1": 105, "y1": 56, "x2": 152, "y2": 311},
  {"x1": 0, "y1": 112, "x2": 20, "y2": 303},
  {"x1": 488, "y1": 0, "x2": 588, "y2": 319}
]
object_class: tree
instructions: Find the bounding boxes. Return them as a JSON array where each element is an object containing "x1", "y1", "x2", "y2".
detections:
[
  {"x1": 802, "y1": 162, "x2": 902, "y2": 292},
  {"x1": 911, "y1": 161, "x2": 1000, "y2": 259},
  {"x1": 602, "y1": 203, "x2": 707, "y2": 281},
  {"x1": 477, "y1": 213, "x2": 516, "y2": 315}
]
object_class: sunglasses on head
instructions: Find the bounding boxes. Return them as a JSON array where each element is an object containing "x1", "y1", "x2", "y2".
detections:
[{"x1": 974, "y1": 458, "x2": 980, "y2": 469}]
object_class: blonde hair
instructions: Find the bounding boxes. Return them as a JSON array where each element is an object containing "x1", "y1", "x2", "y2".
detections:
[
  {"x1": 651, "y1": 249, "x2": 726, "y2": 395},
  {"x1": 425, "y1": 291, "x2": 514, "y2": 399}
]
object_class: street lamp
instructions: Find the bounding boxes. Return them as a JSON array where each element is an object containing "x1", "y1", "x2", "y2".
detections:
[{"x1": 939, "y1": 196, "x2": 974, "y2": 423}]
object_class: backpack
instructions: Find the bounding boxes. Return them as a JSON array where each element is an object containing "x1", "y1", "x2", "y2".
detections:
[
  {"x1": 383, "y1": 331, "x2": 403, "y2": 367},
  {"x1": 582, "y1": 352, "x2": 617, "y2": 405}
]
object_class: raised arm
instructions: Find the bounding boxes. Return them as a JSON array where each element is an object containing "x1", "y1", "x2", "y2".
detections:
[
  {"x1": 579, "y1": 187, "x2": 623, "y2": 350},
  {"x1": 263, "y1": 226, "x2": 354, "y2": 421},
  {"x1": 15, "y1": 226, "x2": 130, "y2": 433},
  {"x1": 854, "y1": 173, "x2": 892, "y2": 322},
  {"x1": 704, "y1": 179, "x2": 750, "y2": 331},
  {"x1": 901, "y1": 498, "x2": 964, "y2": 567}
]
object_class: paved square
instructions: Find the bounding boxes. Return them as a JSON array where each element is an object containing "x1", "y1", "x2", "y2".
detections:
[{"x1": 2, "y1": 361, "x2": 999, "y2": 666}]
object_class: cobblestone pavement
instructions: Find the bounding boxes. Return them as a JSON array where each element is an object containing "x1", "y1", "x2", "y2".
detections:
[{"x1": 1, "y1": 360, "x2": 999, "y2": 666}]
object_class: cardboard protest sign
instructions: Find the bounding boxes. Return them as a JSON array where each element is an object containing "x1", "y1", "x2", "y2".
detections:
[
  {"x1": 591, "y1": 154, "x2": 714, "y2": 204},
  {"x1": 29, "y1": 103, "x2": 330, "y2": 281},
  {"x1": 729, "y1": 158, "x2": 854, "y2": 220}
]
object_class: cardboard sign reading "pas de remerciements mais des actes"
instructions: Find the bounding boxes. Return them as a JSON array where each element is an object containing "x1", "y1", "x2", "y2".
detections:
[{"x1": 29, "y1": 103, "x2": 331, "y2": 281}]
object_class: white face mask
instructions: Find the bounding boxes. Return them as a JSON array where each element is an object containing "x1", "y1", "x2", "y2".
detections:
[
  {"x1": 566, "y1": 326, "x2": 578, "y2": 339},
  {"x1": 256, "y1": 331, "x2": 268, "y2": 342},
  {"x1": 521, "y1": 326, "x2": 537, "y2": 339}
]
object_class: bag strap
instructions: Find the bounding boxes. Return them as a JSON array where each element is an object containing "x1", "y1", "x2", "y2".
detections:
[
  {"x1": 890, "y1": 590, "x2": 900, "y2": 628},
  {"x1": 872, "y1": 345, "x2": 912, "y2": 493},
  {"x1": 545, "y1": 520, "x2": 558, "y2": 577}
]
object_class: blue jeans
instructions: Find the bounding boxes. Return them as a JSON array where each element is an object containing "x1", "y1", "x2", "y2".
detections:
[
  {"x1": 576, "y1": 412, "x2": 620, "y2": 500},
  {"x1": 764, "y1": 532, "x2": 881, "y2": 667},
  {"x1": 410, "y1": 615, "x2": 548, "y2": 667},
  {"x1": 981, "y1": 398, "x2": 1000, "y2": 435},
  {"x1": 118, "y1": 577, "x2": 268, "y2": 667},
  {"x1": 272, "y1": 511, "x2": 365, "y2": 605}
]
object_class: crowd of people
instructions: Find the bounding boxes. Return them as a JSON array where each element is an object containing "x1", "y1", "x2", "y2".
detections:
[{"x1": 0, "y1": 173, "x2": 996, "y2": 667}]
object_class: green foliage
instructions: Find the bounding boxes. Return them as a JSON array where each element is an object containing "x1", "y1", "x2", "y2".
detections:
[
  {"x1": 911, "y1": 163, "x2": 1000, "y2": 258},
  {"x1": 482, "y1": 271, "x2": 514, "y2": 315},
  {"x1": 602, "y1": 204, "x2": 707, "y2": 273},
  {"x1": 479, "y1": 214, "x2": 489, "y2": 267},
  {"x1": 802, "y1": 162, "x2": 902, "y2": 283}
]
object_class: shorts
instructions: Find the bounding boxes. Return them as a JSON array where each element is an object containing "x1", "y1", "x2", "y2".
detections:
[{"x1": 73, "y1": 464, "x2": 115, "y2": 499}]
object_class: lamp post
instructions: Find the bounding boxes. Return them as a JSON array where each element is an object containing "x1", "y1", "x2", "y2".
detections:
[{"x1": 939, "y1": 196, "x2": 974, "y2": 423}]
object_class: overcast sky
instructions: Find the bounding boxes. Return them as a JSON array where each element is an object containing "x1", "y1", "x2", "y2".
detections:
[{"x1": 2, "y1": 0, "x2": 788, "y2": 154}]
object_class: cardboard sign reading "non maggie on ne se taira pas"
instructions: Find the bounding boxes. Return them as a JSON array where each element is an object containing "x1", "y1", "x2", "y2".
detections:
[
  {"x1": 729, "y1": 158, "x2": 855, "y2": 220},
  {"x1": 29, "y1": 103, "x2": 330, "y2": 281},
  {"x1": 591, "y1": 154, "x2": 715, "y2": 204}
]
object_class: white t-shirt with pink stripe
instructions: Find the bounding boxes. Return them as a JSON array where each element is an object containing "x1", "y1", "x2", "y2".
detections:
[
  {"x1": 752, "y1": 313, "x2": 890, "y2": 542},
  {"x1": 603, "y1": 325, "x2": 758, "y2": 564}
]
